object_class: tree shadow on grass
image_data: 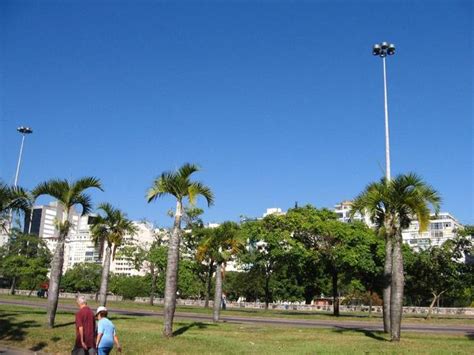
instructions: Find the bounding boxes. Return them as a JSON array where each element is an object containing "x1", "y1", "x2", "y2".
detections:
[
  {"x1": 332, "y1": 326, "x2": 388, "y2": 342},
  {"x1": 0, "y1": 315, "x2": 41, "y2": 341},
  {"x1": 173, "y1": 322, "x2": 216, "y2": 337},
  {"x1": 30, "y1": 341, "x2": 47, "y2": 352}
]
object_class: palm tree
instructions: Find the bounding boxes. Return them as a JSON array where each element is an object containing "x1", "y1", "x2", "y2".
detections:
[
  {"x1": 32, "y1": 177, "x2": 102, "y2": 328},
  {"x1": 197, "y1": 222, "x2": 243, "y2": 322},
  {"x1": 0, "y1": 182, "x2": 31, "y2": 233},
  {"x1": 352, "y1": 180, "x2": 393, "y2": 333},
  {"x1": 351, "y1": 173, "x2": 440, "y2": 341},
  {"x1": 91, "y1": 203, "x2": 138, "y2": 306},
  {"x1": 147, "y1": 163, "x2": 214, "y2": 337}
]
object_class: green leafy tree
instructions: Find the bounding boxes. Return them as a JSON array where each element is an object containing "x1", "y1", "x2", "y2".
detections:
[
  {"x1": 197, "y1": 222, "x2": 243, "y2": 321},
  {"x1": 147, "y1": 163, "x2": 214, "y2": 337},
  {"x1": 240, "y1": 216, "x2": 298, "y2": 309},
  {"x1": 121, "y1": 239, "x2": 168, "y2": 305},
  {"x1": 0, "y1": 231, "x2": 51, "y2": 295},
  {"x1": 405, "y1": 237, "x2": 472, "y2": 318},
  {"x1": 61, "y1": 262, "x2": 102, "y2": 293},
  {"x1": 33, "y1": 177, "x2": 103, "y2": 328},
  {"x1": 90, "y1": 203, "x2": 138, "y2": 306},
  {"x1": 351, "y1": 173, "x2": 440, "y2": 341},
  {"x1": 109, "y1": 274, "x2": 150, "y2": 299}
]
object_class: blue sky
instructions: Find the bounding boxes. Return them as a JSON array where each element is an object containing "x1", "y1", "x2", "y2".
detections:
[{"x1": 1, "y1": 0, "x2": 472, "y2": 226}]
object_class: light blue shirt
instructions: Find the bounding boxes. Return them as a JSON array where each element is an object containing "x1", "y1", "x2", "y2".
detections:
[{"x1": 97, "y1": 318, "x2": 116, "y2": 349}]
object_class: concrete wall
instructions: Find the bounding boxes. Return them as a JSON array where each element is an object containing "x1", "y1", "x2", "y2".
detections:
[
  {"x1": 0, "y1": 289, "x2": 123, "y2": 302},
  {"x1": 134, "y1": 297, "x2": 474, "y2": 316}
]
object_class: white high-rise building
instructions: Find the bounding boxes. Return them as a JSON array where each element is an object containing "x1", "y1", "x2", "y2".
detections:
[
  {"x1": 333, "y1": 201, "x2": 464, "y2": 251},
  {"x1": 109, "y1": 221, "x2": 161, "y2": 276},
  {"x1": 402, "y1": 213, "x2": 463, "y2": 251},
  {"x1": 334, "y1": 200, "x2": 372, "y2": 226},
  {"x1": 27, "y1": 202, "x2": 166, "y2": 275},
  {"x1": 26, "y1": 201, "x2": 101, "y2": 271}
]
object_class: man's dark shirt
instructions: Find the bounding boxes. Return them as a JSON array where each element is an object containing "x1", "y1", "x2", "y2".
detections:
[{"x1": 75, "y1": 306, "x2": 96, "y2": 349}]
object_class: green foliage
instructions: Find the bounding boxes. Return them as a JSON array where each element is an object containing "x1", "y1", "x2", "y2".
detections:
[
  {"x1": 147, "y1": 163, "x2": 214, "y2": 207},
  {"x1": 61, "y1": 262, "x2": 102, "y2": 293},
  {"x1": 109, "y1": 274, "x2": 150, "y2": 299},
  {"x1": 0, "y1": 183, "x2": 31, "y2": 232},
  {"x1": 0, "y1": 231, "x2": 51, "y2": 290},
  {"x1": 405, "y1": 237, "x2": 473, "y2": 307},
  {"x1": 90, "y1": 202, "x2": 138, "y2": 259},
  {"x1": 177, "y1": 259, "x2": 206, "y2": 298}
]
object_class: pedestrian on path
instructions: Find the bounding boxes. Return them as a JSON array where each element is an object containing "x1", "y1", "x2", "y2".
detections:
[
  {"x1": 95, "y1": 306, "x2": 122, "y2": 355},
  {"x1": 72, "y1": 295, "x2": 96, "y2": 355}
]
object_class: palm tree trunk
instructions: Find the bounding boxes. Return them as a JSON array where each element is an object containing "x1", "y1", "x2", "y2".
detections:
[
  {"x1": 204, "y1": 260, "x2": 213, "y2": 308},
  {"x1": 163, "y1": 200, "x2": 182, "y2": 338},
  {"x1": 98, "y1": 244, "x2": 112, "y2": 306},
  {"x1": 383, "y1": 236, "x2": 392, "y2": 333},
  {"x1": 390, "y1": 234, "x2": 404, "y2": 342},
  {"x1": 46, "y1": 238, "x2": 66, "y2": 328},
  {"x1": 332, "y1": 270, "x2": 340, "y2": 316},
  {"x1": 213, "y1": 262, "x2": 223, "y2": 322}
]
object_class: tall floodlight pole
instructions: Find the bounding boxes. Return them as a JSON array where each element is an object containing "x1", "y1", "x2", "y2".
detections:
[
  {"x1": 14, "y1": 126, "x2": 33, "y2": 187},
  {"x1": 373, "y1": 42, "x2": 396, "y2": 180},
  {"x1": 9, "y1": 126, "x2": 33, "y2": 231}
]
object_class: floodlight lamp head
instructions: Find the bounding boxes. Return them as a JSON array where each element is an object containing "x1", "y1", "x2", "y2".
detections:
[
  {"x1": 372, "y1": 44, "x2": 381, "y2": 56},
  {"x1": 387, "y1": 43, "x2": 396, "y2": 55},
  {"x1": 381, "y1": 42, "x2": 389, "y2": 49},
  {"x1": 17, "y1": 126, "x2": 33, "y2": 135}
]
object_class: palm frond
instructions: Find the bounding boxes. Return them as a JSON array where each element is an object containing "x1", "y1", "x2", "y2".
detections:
[
  {"x1": 71, "y1": 177, "x2": 103, "y2": 196},
  {"x1": 177, "y1": 163, "x2": 200, "y2": 179},
  {"x1": 72, "y1": 193, "x2": 93, "y2": 216},
  {"x1": 32, "y1": 179, "x2": 70, "y2": 202},
  {"x1": 188, "y1": 182, "x2": 214, "y2": 207}
]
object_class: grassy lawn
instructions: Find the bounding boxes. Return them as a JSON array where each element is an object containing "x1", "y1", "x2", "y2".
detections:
[
  {"x1": 2, "y1": 294, "x2": 473, "y2": 326},
  {"x1": 0, "y1": 304, "x2": 473, "y2": 354}
]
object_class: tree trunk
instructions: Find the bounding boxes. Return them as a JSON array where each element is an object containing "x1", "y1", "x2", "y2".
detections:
[
  {"x1": 426, "y1": 291, "x2": 445, "y2": 320},
  {"x1": 98, "y1": 244, "x2": 112, "y2": 306},
  {"x1": 204, "y1": 260, "x2": 213, "y2": 308},
  {"x1": 390, "y1": 235, "x2": 404, "y2": 342},
  {"x1": 150, "y1": 263, "x2": 156, "y2": 306},
  {"x1": 368, "y1": 289, "x2": 373, "y2": 318},
  {"x1": 46, "y1": 238, "x2": 66, "y2": 328},
  {"x1": 264, "y1": 274, "x2": 270, "y2": 310},
  {"x1": 383, "y1": 236, "x2": 392, "y2": 333},
  {"x1": 9, "y1": 277, "x2": 16, "y2": 295},
  {"x1": 162, "y1": 200, "x2": 182, "y2": 338},
  {"x1": 332, "y1": 270, "x2": 339, "y2": 317},
  {"x1": 213, "y1": 262, "x2": 223, "y2": 322}
]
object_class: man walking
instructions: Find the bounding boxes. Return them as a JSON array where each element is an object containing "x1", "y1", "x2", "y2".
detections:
[{"x1": 73, "y1": 295, "x2": 96, "y2": 355}]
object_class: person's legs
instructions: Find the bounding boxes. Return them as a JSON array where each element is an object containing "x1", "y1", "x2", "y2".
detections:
[{"x1": 97, "y1": 347, "x2": 112, "y2": 355}]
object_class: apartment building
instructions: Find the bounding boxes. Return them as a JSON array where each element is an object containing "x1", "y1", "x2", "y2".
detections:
[
  {"x1": 402, "y1": 213, "x2": 463, "y2": 251},
  {"x1": 109, "y1": 221, "x2": 160, "y2": 276},
  {"x1": 333, "y1": 201, "x2": 464, "y2": 251}
]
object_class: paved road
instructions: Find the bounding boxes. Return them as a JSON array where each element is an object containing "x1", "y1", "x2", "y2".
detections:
[{"x1": 1, "y1": 299, "x2": 473, "y2": 336}]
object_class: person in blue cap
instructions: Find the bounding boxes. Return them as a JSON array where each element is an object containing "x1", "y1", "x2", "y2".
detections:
[{"x1": 95, "y1": 306, "x2": 122, "y2": 355}]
